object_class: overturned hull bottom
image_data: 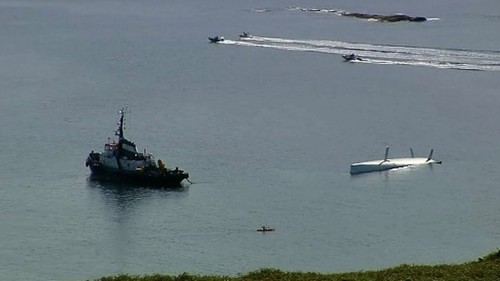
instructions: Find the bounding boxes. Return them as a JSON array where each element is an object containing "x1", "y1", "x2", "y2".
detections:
[
  {"x1": 350, "y1": 158, "x2": 442, "y2": 175},
  {"x1": 350, "y1": 162, "x2": 403, "y2": 174},
  {"x1": 88, "y1": 165, "x2": 189, "y2": 187}
]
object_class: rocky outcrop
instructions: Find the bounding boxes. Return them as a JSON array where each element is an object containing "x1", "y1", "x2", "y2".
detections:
[
  {"x1": 341, "y1": 12, "x2": 427, "y2": 22},
  {"x1": 288, "y1": 6, "x2": 428, "y2": 23}
]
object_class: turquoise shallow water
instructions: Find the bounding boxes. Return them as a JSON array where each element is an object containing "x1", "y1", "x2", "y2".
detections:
[{"x1": 1, "y1": 1, "x2": 500, "y2": 280}]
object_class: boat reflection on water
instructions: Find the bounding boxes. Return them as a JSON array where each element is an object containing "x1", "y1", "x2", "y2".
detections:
[
  {"x1": 86, "y1": 175, "x2": 189, "y2": 228},
  {"x1": 86, "y1": 175, "x2": 189, "y2": 211},
  {"x1": 85, "y1": 175, "x2": 189, "y2": 270}
]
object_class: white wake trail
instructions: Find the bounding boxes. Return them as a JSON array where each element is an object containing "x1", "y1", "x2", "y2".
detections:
[{"x1": 221, "y1": 36, "x2": 500, "y2": 71}]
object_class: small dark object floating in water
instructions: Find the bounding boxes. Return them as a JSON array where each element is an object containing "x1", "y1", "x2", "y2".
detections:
[
  {"x1": 208, "y1": 36, "x2": 224, "y2": 43},
  {"x1": 85, "y1": 109, "x2": 189, "y2": 187},
  {"x1": 257, "y1": 226, "x2": 275, "y2": 232}
]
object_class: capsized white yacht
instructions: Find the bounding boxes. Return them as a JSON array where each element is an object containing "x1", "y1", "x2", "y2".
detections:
[{"x1": 350, "y1": 147, "x2": 442, "y2": 174}]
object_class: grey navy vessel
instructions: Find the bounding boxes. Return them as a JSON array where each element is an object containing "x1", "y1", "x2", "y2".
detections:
[{"x1": 85, "y1": 109, "x2": 189, "y2": 187}]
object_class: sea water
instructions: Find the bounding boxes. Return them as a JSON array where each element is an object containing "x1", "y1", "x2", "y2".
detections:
[{"x1": 1, "y1": 0, "x2": 499, "y2": 280}]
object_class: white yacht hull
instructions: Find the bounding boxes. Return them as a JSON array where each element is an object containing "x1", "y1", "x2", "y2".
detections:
[
  {"x1": 350, "y1": 147, "x2": 442, "y2": 174},
  {"x1": 350, "y1": 158, "x2": 441, "y2": 174}
]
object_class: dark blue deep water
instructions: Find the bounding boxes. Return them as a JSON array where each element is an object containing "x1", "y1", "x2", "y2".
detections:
[{"x1": 1, "y1": 1, "x2": 500, "y2": 280}]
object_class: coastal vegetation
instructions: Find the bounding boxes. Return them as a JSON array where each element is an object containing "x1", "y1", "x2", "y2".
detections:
[{"x1": 93, "y1": 249, "x2": 500, "y2": 281}]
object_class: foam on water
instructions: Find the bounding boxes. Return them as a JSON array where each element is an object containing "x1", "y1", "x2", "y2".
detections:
[{"x1": 222, "y1": 36, "x2": 500, "y2": 71}]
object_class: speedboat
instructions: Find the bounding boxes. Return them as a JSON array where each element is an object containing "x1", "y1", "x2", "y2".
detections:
[
  {"x1": 350, "y1": 147, "x2": 442, "y2": 175},
  {"x1": 85, "y1": 109, "x2": 189, "y2": 187},
  {"x1": 342, "y1": 53, "x2": 363, "y2": 61},
  {"x1": 239, "y1": 32, "x2": 252, "y2": 38},
  {"x1": 208, "y1": 36, "x2": 224, "y2": 43}
]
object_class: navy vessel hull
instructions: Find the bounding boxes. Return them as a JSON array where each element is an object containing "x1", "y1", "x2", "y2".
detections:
[{"x1": 87, "y1": 160, "x2": 189, "y2": 187}]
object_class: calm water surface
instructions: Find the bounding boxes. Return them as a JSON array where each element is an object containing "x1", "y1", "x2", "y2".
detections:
[{"x1": 1, "y1": 1, "x2": 500, "y2": 280}]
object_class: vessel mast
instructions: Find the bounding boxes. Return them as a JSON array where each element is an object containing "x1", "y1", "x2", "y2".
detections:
[{"x1": 115, "y1": 108, "x2": 125, "y2": 140}]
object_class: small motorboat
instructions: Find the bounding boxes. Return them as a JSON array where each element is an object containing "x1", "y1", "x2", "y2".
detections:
[
  {"x1": 257, "y1": 225, "x2": 275, "y2": 232},
  {"x1": 239, "y1": 32, "x2": 252, "y2": 38},
  {"x1": 342, "y1": 53, "x2": 363, "y2": 61},
  {"x1": 208, "y1": 36, "x2": 224, "y2": 43}
]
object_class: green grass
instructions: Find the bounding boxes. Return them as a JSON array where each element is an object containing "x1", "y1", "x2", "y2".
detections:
[{"x1": 91, "y1": 249, "x2": 500, "y2": 281}]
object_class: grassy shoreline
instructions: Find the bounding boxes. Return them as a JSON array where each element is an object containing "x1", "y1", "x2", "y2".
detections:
[{"x1": 93, "y1": 249, "x2": 500, "y2": 281}]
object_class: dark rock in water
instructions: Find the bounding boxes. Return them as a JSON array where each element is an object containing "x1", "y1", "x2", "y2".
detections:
[{"x1": 341, "y1": 12, "x2": 427, "y2": 22}]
